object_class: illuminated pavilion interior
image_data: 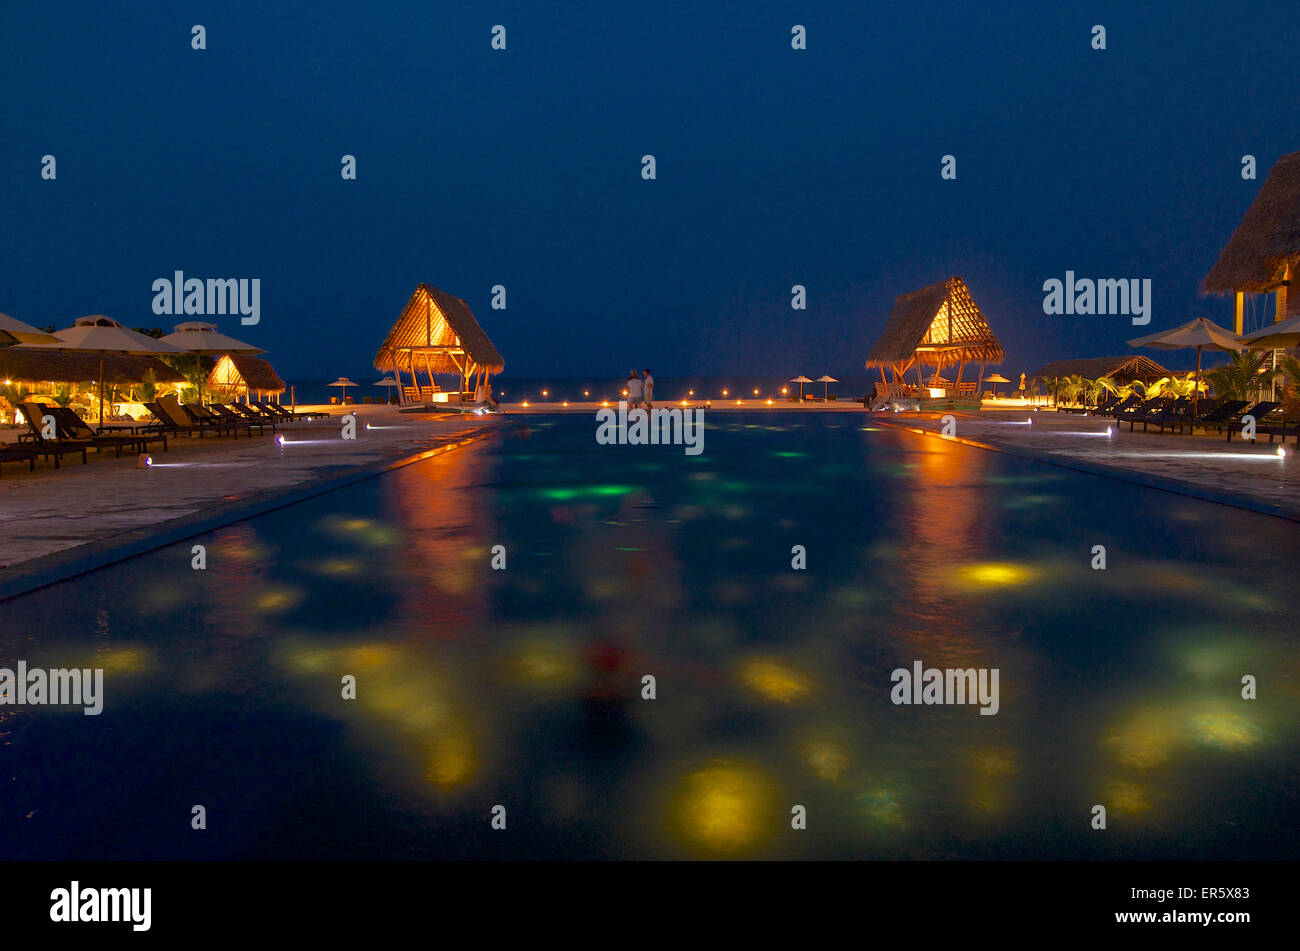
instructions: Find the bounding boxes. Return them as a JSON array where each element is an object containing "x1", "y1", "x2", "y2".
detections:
[
  {"x1": 865, "y1": 276, "x2": 1006, "y2": 398},
  {"x1": 373, "y1": 284, "x2": 505, "y2": 404}
]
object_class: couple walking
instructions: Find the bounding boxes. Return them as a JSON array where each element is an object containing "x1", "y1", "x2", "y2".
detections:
[{"x1": 626, "y1": 369, "x2": 655, "y2": 409}]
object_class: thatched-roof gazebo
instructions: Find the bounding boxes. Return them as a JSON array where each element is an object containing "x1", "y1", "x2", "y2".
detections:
[
  {"x1": 1204, "y1": 149, "x2": 1300, "y2": 332},
  {"x1": 1029, "y1": 355, "x2": 1169, "y2": 386},
  {"x1": 373, "y1": 284, "x2": 504, "y2": 404},
  {"x1": 0, "y1": 348, "x2": 184, "y2": 386},
  {"x1": 865, "y1": 276, "x2": 1004, "y2": 396},
  {"x1": 207, "y1": 354, "x2": 286, "y2": 402}
]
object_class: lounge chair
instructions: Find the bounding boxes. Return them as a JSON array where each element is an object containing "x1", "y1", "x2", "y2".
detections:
[
  {"x1": 182, "y1": 403, "x2": 251, "y2": 437},
  {"x1": 1097, "y1": 395, "x2": 1141, "y2": 418},
  {"x1": 1118, "y1": 397, "x2": 1173, "y2": 431},
  {"x1": 1258, "y1": 417, "x2": 1300, "y2": 445},
  {"x1": 241, "y1": 403, "x2": 285, "y2": 425},
  {"x1": 15, "y1": 403, "x2": 90, "y2": 467},
  {"x1": 253, "y1": 401, "x2": 319, "y2": 420},
  {"x1": 1223, "y1": 402, "x2": 1282, "y2": 442},
  {"x1": 223, "y1": 403, "x2": 279, "y2": 431},
  {"x1": 0, "y1": 441, "x2": 38, "y2": 476},
  {"x1": 1169, "y1": 399, "x2": 1248, "y2": 435},
  {"x1": 43, "y1": 405, "x2": 168, "y2": 455},
  {"x1": 208, "y1": 403, "x2": 273, "y2": 435},
  {"x1": 144, "y1": 400, "x2": 210, "y2": 438},
  {"x1": 1139, "y1": 398, "x2": 1194, "y2": 434}
]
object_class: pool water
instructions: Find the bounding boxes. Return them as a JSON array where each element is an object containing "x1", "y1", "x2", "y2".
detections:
[{"x1": 1, "y1": 413, "x2": 1297, "y2": 860}]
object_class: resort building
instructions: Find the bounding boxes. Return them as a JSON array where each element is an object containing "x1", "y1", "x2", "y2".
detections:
[
  {"x1": 1203, "y1": 149, "x2": 1300, "y2": 332},
  {"x1": 373, "y1": 284, "x2": 505, "y2": 404},
  {"x1": 865, "y1": 276, "x2": 1005, "y2": 398},
  {"x1": 1029, "y1": 355, "x2": 1169, "y2": 389}
]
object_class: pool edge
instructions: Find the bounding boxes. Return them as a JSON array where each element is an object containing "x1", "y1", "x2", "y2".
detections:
[
  {"x1": 875, "y1": 418, "x2": 1299, "y2": 523},
  {"x1": 0, "y1": 429, "x2": 500, "y2": 603}
]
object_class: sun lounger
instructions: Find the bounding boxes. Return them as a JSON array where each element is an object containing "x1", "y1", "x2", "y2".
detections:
[
  {"x1": 1119, "y1": 397, "x2": 1173, "y2": 431},
  {"x1": 222, "y1": 403, "x2": 278, "y2": 432},
  {"x1": 15, "y1": 403, "x2": 90, "y2": 467},
  {"x1": 1224, "y1": 402, "x2": 1282, "y2": 442},
  {"x1": 1097, "y1": 395, "x2": 1141, "y2": 418},
  {"x1": 42, "y1": 406, "x2": 168, "y2": 455},
  {"x1": 252, "y1": 400, "x2": 320, "y2": 420},
  {"x1": 1139, "y1": 398, "x2": 1193, "y2": 433},
  {"x1": 237, "y1": 403, "x2": 284, "y2": 425},
  {"x1": 1258, "y1": 417, "x2": 1300, "y2": 445},
  {"x1": 208, "y1": 403, "x2": 272, "y2": 435},
  {"x1": 0, "y1": 442, "x2": 38, "y2": 476},
  {"x1": 181, "y1": 403, "x2": 251, "y2": 437},
  {"x1": 145, "y1": 400, "x2": 212, "y2": 438},
  {"x1": 1167, "y1": 399, "x2": 1248, "y2": 435}
]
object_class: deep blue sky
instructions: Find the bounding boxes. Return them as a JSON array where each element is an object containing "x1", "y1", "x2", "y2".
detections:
[{"x1": 3, "y1": 1, "x2": 1298, "y2": 381}]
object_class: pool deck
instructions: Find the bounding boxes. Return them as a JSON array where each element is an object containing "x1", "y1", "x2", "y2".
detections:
[
  {"x1": 2, "y1": 399, "x2": 1296, "y2": 598},
  {"x1": 0, "y1": 404, "x2": 503, "y2": 596}
]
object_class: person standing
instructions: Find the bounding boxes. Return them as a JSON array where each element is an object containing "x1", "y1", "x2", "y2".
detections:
[
  {"x1": 643, "y1": 368, "x2": 655, "y2": 409},
  {"x1": 626, "y1": 370, "x2": 643, "y2": 409}
]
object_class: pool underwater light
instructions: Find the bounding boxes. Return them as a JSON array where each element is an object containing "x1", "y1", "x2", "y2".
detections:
[{"x1": 136, "y1": 454, "x2": 152, "y2": 468}]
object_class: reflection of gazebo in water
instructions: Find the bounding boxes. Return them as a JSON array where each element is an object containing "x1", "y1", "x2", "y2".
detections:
[
  {"x1": 866, "y1": 277, "x2": 1005, "y2": 399},
  {"x1": 373, "y1": 284, "x2": 505, "y2": 405}
]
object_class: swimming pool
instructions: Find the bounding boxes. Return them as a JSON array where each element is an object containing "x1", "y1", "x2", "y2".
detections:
[{"x1": 1, "y1": 413, "x2": 1297, "y2": 859}]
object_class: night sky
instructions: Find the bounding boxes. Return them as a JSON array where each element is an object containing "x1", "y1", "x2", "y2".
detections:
[{"x1": 3, "y1": 1, "x2": 1298, "y2": 381}]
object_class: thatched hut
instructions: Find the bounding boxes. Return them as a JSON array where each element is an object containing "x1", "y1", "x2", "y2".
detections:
[
  {"x1": 865, "y1": 276, "x2": 1004, "y2": 396},
  {"x1": 1029, "y1": 355, "x2": 1169, "y2": 387},
  {"x1": 0, "y1": 348, "x2": 184, "y2": 387},
  {"x1": 1203, "y1": 149, "x2": 1300, "y2": 331},
  {"x1": 207, "y1": 354, "x2": 286, "y2": 402},
  {"x1": 373, "y1": 284, "x2": 504, "y2": 403}
]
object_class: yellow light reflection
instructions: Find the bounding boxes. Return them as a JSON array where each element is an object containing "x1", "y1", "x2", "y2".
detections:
[
  {"x1": 803, "y1": 739, "x2": 849, "y2": 781},
  {"x1": 1105, "y1": 779, "x2": 1152, "y2": 814},
  {"x1": 740, "y1": 658, "x2": 813, "y2": 703},
  {"x1": 1104, "y1": 711, "x2": 1178, "y2": 769},
  {"x1": 1190, "y1": 710, "x2": 1261, "y2": 750},
  {"x1": 510, "y1": 641, "x2": 580, "y2": 688},
  {"x1": 672, "y1": 763, "x2": 775, "y2": 853},
  {"x1": 955, "y1": 562, "x2": 1040, "y2": 588}
]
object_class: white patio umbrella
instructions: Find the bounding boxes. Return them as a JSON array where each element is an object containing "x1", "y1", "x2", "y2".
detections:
[
  {"x1": 789, "y1": 375, "x2": 813, "y2": 398},
  {"x1": 1238, "y1": 315, "x2": 1300, "y2": 349},
  {"x1": 815, "y1": 375, "x2": 838, "y2": 398},
  {"x1": 23, "y1": 315, "x2": 185, "y2": 426},
  {"x1": 0, "y1": 313, "x2": 60, "y2": 347},
  {"x1": 1128, "y1": 317, "x2": 1243, "y2": 413},
  {"x1": 159, "y1": 321, "x2": 264, "y2": 404},
  {"x1": 328, "y1": 377, "x2": 358, "y2": 402}
]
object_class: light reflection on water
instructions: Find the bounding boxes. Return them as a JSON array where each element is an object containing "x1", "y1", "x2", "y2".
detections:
[{"x1": 0, "y1": 413, "x2": 1297, "y2": 860}]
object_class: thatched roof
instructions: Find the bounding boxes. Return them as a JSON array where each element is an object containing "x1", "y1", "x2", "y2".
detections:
[
  {"x1": 373, "y1": 284, "x2": 504, "y2": 376},
  {"x1": 207, "y1": 354, "x2": 285, "y2": 394},
  {"x1": 1204, "y1": 150, "x2": 1300, "y2": 293},
  {"x1": 1030, "y1": 355, "x2": 1170, "y2": 384},
  {"x1": 0, "y1": 348, "x2": 184, "y2": 385},
  {"x1": 865, "y1": 277, "x2": 1005, "y2": 368}
]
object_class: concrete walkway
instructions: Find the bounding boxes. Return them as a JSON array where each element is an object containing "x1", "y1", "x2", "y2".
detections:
[
  {"x1": 880, "y1": 408, "x2": 1300, "y2": 520},
  {"x1": 0, "y1": 404, "x2": 503, "y2": 570}
]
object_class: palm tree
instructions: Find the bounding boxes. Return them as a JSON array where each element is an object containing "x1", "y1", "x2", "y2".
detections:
[
  {"x1": 1205, "y1": 350, "x2": 1275, "y2": 402},
  {"x1": 1057, "y1": 374, "x2": 1085, "y2": 406}
]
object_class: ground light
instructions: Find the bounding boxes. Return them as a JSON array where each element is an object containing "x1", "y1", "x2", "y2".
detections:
[{"x1": 136, "y1": 454, "x2": 151, "y2": 468}]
